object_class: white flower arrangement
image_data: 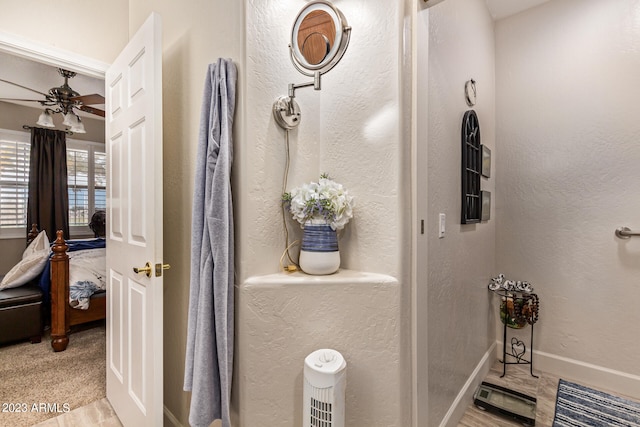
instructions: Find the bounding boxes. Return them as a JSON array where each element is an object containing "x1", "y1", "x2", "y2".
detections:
[{"x1": 283, "y1": 174, "x2": 355, "y2": 230}]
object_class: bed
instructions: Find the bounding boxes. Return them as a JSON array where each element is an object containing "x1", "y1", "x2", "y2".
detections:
[
  {"x1": 23, "y1": 224, "x2": 106, "y2": 352},
  {"x1": 47, "y1": 229, "x2": 106, "y2": 352},
  {"x1": 0, "y1": 225, "x2": 105, "y2": 351}
]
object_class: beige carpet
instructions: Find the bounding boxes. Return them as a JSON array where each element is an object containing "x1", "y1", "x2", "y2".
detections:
[{"x1": 0, "y1": 322, "x2": 105, "y2": 427}]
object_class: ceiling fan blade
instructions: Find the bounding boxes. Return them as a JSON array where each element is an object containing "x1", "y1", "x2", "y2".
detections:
[
  {"x1": 0, "y1": 97, "x2": 44, "y2": 102},
  {"x1": 0, "y1": 78, "x2": 49, "y2": 97},
  {"x1": 78, "y1": 104, "x2": 105, "y2": 117},
  {"x1": 71, "y1": 93, "x2": 105, "y2": 105}
]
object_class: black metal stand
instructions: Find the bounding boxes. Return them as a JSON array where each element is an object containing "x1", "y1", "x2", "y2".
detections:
[{"x1": 490, "y1": 289, "x2": 539, "y2": 378}]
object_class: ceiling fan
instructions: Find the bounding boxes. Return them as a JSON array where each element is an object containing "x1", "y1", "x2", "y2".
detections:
[{"x1": 0, "y1": 68, "x2": 105, "y2": 132}]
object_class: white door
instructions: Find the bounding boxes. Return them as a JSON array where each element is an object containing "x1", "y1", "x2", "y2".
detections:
[{"x1": 105, "y1": 12, "x2": 164, "y2": 427}]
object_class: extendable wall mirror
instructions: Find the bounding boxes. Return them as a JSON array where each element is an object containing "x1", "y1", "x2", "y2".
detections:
[
  {"x1": 290, "y1": 0, "x2": 351, "y2": 77},
  {"x1": 273, "y1": 0, "x2": 351, "y2": 130}
]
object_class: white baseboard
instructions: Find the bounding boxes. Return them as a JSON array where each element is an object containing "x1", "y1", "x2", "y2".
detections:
[
  {"x1": 534, "y1": 348, "x2": 640, "y2": 400},
  {"x1": 164, "y1": 405, "x2": 185, "y2": 427},
  {"x1": 439, "y1": 342, "x2": 497, "y2": 427}
]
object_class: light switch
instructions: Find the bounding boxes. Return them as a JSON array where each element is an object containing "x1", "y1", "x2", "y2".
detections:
[{"x1": 438, "y1": 213, "x2": 446, "y2": 238}]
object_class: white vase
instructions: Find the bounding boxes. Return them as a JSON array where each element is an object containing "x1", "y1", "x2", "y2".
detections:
[
  {"x1": 299, "y1": 250, "x2": 340, "y2": 275},
  {"x1": 299, "y1": 223, "x2": 340, "y2": 275}
]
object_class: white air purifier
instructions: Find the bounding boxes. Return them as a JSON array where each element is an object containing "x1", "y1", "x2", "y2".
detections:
[{"x1": 303, "y1": 349, "x2": 347, "y2": 427}]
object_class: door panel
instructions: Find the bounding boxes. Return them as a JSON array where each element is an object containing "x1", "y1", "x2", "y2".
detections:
[
  {"x1": 128, "y1": 121, "x2": 147, "y2": 245},
  {"x1": 109, "y1": 133, "x2": 124, "y2": 240},
  {"x1": 128, "y1": 279, "x2": 146, "y2": 411},
  {"x1": 109, "y1": 271, "x2": 124, "y2": 382},
  {"x1": 106, "y1": 12, "x2": 163, "y2": 427}
]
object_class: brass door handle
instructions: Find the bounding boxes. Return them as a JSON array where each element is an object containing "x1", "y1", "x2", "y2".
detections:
[
  {"x1": 133, "y1": 262, "x2": 170, "y2": 278},
  {"x1": 133, "y1": 262, "x2": 152, "y2": 278},
  {"x1": 155, "y1": 263, "x2": 171, "y2": 277}
]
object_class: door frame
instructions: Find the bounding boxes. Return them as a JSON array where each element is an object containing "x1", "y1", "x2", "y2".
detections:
[
  {"x1": 0, "y1": 30, "x2": 109, "y2": 79},
  {"x1": 0, "y1": 23, "x2": 112, "y2": 389}
]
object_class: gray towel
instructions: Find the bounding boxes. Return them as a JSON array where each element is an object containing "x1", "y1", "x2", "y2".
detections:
[{"x1": 184, "y1": 58, "x2": 237, "y2": 427}]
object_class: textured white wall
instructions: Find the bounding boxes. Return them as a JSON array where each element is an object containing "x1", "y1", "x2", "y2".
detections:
[
  {"x1": 238, "y1": 1, "x2": 412, "y2": 425},
  {"x1": 241, "y1": 0, "x2": 409, "y2": 282},
  {"x1": 419, "y1": 0, "x2": 497, "y2": 425},
  {"x1": 235, "y1": 271, "x2": 402, "y2": 426},
  {"x1": 496, "y1": 0, "x2": 640, "y2": 380}
]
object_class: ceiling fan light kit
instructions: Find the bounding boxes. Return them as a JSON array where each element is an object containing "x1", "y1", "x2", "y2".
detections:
[
  {"x1": 63, "y1": 111, "x2": 75, "y2": 126},
  {"x1": 68, "y1": 115, "x2": 86, "y2": 134},
  {"x1": 36, "y1": 109, "x2": 55, "y2": 128},
  {"x1": 1, "y1": 67, "x2": 104, "y2": 133}
]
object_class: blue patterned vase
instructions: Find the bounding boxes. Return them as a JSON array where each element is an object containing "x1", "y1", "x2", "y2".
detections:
[{"x1": 299, "y1": 223, "x2": 340, "y2": 275}]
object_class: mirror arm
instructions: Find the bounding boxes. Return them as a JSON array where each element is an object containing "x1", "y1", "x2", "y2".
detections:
[
  {"x1": 286, "y1": 72, "x2": 321, "y2": 116},
  {"x1": 288, "y1": 71, "x2": 322, "y2": 99},
  {"x1": 273, "y1": 72, "x2": 322, "y2": 130}
]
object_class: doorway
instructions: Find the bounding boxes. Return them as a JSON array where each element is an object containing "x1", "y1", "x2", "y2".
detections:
[{"x1": 0, "y1": 32, "x2": 109, "y2": 423}]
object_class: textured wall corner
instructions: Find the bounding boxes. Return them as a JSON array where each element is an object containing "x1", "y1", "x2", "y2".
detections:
[{"x1": 234, "y1": 270, "x2": 403, "y2": 426}]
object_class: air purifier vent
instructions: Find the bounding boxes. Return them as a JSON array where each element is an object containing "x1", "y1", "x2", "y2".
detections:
[{"x1": 310, "y1": 396, "x2": 333, "y2": 426}]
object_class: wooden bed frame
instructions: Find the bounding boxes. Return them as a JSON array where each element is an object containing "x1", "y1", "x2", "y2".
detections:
[{"x1": 28, "y1": 226, "x2": 106, "y2": 352}]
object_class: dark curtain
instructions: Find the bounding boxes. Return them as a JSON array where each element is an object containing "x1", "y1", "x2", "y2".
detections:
[{"x1": 27, "y1": 127, "x2": 69, "y2": 241}]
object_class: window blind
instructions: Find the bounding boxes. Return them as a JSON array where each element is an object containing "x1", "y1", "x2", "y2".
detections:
[
  {"x1": 95, "y1": 151, "x2": 106, "y2": 211},
  {"x1": 0, "y1": 129, "x2": 105, "y2": 239},
  {"x1": 0, "y1": 139, "x2": 30, "y2": 229},
  {"x1": 67, "y1": 148, "x2": 90, "y2": 226}
]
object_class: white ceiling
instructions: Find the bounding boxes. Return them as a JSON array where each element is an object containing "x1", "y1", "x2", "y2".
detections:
[
  {"x1": 485, "y1": 0, "x2": 552, "y2": 20},
  {"x1": 0, "y1": 0, "x2": 549, "y2": 115},
  {"x1": 0, "y1": 50, "x2": 104, "y2": 118}
]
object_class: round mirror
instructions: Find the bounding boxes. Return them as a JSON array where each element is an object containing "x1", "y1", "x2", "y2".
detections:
[{"x1": 290, "y1": 1, "x2": 351, "y2": 77}]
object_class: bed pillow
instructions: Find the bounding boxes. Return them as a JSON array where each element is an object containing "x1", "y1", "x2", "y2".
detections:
[{"x1": 0, "y1": 231, "x2": 51, "y2": 290}]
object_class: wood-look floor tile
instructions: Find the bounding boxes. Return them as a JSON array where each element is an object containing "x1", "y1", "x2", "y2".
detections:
[
  {"x1": 458, "y1": 361, "x2": 553, "y2": 427},
  {"x1": 33, "y1": 398, "x2": 122, "y2": 427}
]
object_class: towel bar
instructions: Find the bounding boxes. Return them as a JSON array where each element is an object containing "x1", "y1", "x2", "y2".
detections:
[{"x1": 615, "y1": 227, "x2": 640, "y2": 239}]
